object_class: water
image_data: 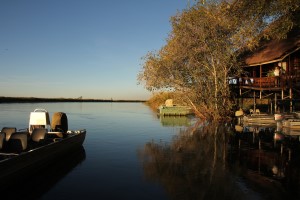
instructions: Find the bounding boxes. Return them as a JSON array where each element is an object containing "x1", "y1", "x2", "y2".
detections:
[
  {"x1": 0, "y1": 102, "x2": 299, "y2": 199},
  {"x1": 0, "y1": 102, "x2": 191, "y2": 199}
]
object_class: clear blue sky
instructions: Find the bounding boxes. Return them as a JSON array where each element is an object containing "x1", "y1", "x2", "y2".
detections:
[{"x1": 0, "y1": 0, "x2": 189, "y2": 100}]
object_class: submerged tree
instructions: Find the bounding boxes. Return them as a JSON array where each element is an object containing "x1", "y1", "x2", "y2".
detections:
[{"x1": 138, "y1": 0, "x2": 300, "y2": 120}]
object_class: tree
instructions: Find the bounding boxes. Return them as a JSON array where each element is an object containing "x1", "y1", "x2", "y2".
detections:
[
  {"x1": 228, "y1": 0, "x2": 300, "y2": 49},
  {"x1": 138, "y1": 0, "x2": 300, "y2": 120}
]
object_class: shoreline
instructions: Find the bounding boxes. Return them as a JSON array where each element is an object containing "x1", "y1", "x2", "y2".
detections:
[{"x1": 0, "y1": 97, "x2": 146, "y2": 103}]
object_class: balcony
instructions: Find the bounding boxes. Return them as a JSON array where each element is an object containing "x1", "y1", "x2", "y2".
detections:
[{"x1": 229, "y1": 76, "x2": 282, "y2": 91}]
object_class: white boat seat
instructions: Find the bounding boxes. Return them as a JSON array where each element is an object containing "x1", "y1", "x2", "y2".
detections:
[{"x1": 1, "y1": 127, "x2": 17, "y2": 141}]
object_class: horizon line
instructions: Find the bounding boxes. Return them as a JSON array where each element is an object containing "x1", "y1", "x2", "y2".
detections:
[{"x1": 0, "y1": 96, "x2": 147, "y2": 103}]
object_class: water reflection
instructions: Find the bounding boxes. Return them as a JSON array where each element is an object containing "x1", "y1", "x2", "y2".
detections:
[
  {"x1": 230, "y1": 122, "x2": 300, "y2": 199},
  {"x1": 140, "y1": 122, "x2": 245, "y2": 200},
  {"x1": 140, "y1": 121, "x2": 300, "y2": 199},
  {"x1": 282, "y1": 127, "x2": 300, "y2": 137},
  {"x1": 0, "y1": 146, "x2": 86, "y2": 199},
  {"x1": 159, "y1": 116, "x2": 192, "y2": 127}
]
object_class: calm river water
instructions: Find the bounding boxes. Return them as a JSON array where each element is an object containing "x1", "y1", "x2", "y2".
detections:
[{"x1": 0, "y1": 102, "x2": 299, "y2": 200}]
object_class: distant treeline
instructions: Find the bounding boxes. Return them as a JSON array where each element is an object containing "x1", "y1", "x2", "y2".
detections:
[{"x1": 0, "y1": 97, "x2": 145, "y2": 103}]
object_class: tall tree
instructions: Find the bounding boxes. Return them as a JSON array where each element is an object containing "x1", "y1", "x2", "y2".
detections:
[{"x1": 138, "y1": 0, "x2": 300, "y2": 120}]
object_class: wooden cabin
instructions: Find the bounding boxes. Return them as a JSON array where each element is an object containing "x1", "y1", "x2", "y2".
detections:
[{"x1": 237, "y1": 30, "x2": 300, "y2": 113}]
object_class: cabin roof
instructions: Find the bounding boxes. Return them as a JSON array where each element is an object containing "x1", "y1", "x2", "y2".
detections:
[{"x1": 244, "y1": 30, "x2": 300, "y2": 66}]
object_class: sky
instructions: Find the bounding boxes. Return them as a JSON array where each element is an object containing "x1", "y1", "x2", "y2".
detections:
[{"x1": 0, "y1": 0, "x2": 190, "y2": 100}]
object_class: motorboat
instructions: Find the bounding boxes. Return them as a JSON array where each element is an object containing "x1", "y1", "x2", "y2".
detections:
[
  {"x1": 158, "y1": 99, "x2": 193, "y2": 116},
  {"x1": 0, "y1": 108, "x2": 86, "y2": 185},
  {"x1": 282, "y1": 118, "x2": 300, "y2": 129}
]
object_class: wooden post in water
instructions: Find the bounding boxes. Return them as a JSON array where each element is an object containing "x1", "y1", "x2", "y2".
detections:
[
  {"x1": 260, "y1": 90, "x2": 262, "y2": 99},
  {"x1": 270, "y1": 98, "x2": 273, "y2": 114},
  {"x1": 290, "y1": 88, "x2": 293, "y2": 112},
  {"x1": 274, "y1": 93, "x2": 277, "y2": 113},
  {"x1": 253, "y1": 91, "x2": 256, "y2": 111},
  {"x1": 258, "y1": 139, "x2": 261, "y2": 174},
  {"x1": 282, "y1": 89, "x2": 284, "y2": 112}
]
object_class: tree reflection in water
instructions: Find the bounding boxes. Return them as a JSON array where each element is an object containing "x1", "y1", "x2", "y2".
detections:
[{"x1": 139, "y1": 121, "x2": 300, "y2": 200}]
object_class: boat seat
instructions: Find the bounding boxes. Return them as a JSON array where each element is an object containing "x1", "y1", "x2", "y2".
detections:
[
  {"x1": 165, "y1": 99, "x2": 173, "y2": 107},
  {"x1": 0, "y1": 132, "x2": 5, "y2": 150},
  {"x1": 1, "y1": 127, "x2": 17, "y2": 141},
  {"x1": 29, "y1": 125, "x2": 45, "y2": 136},
  {"x1": 31, "y1": 128, "x2": 48, "y2": 143},
  {"x1": 7, "y1": 132, "x2": 28, "y2": 153}
]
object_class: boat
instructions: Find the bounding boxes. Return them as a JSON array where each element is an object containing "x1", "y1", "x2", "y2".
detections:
[
  {"x1": 158, "y1": 99, "x2": 193, "y2": 116},
  {"x1": 235, "y1": 108, "x2": 279, "y2": 125},
  {"x1": 294, "y1": 112, "x2": 300, "y2": 119},
  {"x1": 0, "y1": 108, "x2": 86, "y2": 185},
  {"x1": 242, "y1": 113, "x2": 277, "y2": 125},
  {"x1": 282, "y1": 118, "x2": 300, "y2": 129}
]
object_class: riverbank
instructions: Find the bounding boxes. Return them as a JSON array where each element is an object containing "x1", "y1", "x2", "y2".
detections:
[{"x1": 0, "y1": 97, "x2": 146, "y2": 103}]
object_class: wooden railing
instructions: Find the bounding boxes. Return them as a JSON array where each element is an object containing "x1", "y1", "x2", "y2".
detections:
[
  {"x1": 229, "y1": 74, "x2": 300, "y2": 90},
  {"x1": 236, "y1": 77, "x2": 279, "y2": 88}
]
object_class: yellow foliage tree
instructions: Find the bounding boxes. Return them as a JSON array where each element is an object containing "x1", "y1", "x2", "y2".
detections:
[{"x1": 138, "y1": 0, "x2": 300, "y2": 120}]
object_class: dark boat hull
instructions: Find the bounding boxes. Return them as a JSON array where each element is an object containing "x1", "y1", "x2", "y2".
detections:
[{"x1": 0, "y1": 130, "x2": 86, "y2": 186}]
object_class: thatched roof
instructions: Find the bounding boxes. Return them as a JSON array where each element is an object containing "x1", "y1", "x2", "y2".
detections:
[{"x1": 245, "y1": 30, "x2": 300, "y2": 66}]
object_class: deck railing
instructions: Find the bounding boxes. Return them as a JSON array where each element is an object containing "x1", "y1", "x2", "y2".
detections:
[
  {"x1": 229, "y1": 74, "x2": 300, "y2": 90},
  {"x1": 251, "y1": 77, "x2": 278, "y2": 88},
  {"x1": 229, "y1": 77, "x2": 279, "y2": 89}
]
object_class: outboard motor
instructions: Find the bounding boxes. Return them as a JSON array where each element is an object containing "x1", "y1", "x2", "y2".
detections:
[{"x1": 51, "y1": 112, "x2": 68, "y2": 133}]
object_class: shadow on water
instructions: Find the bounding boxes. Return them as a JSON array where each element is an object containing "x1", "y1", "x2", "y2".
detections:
[
  {"x1": 0, "y1": 146, "x2": 86, "y2": 199},
  {"x1": 139, "y1": 121, "x2": 300, "y2": 200}
]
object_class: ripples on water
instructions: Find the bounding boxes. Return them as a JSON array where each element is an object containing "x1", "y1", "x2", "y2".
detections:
[{"x1": 0, "y1": 103, "x2": 299, "y2": 199}]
